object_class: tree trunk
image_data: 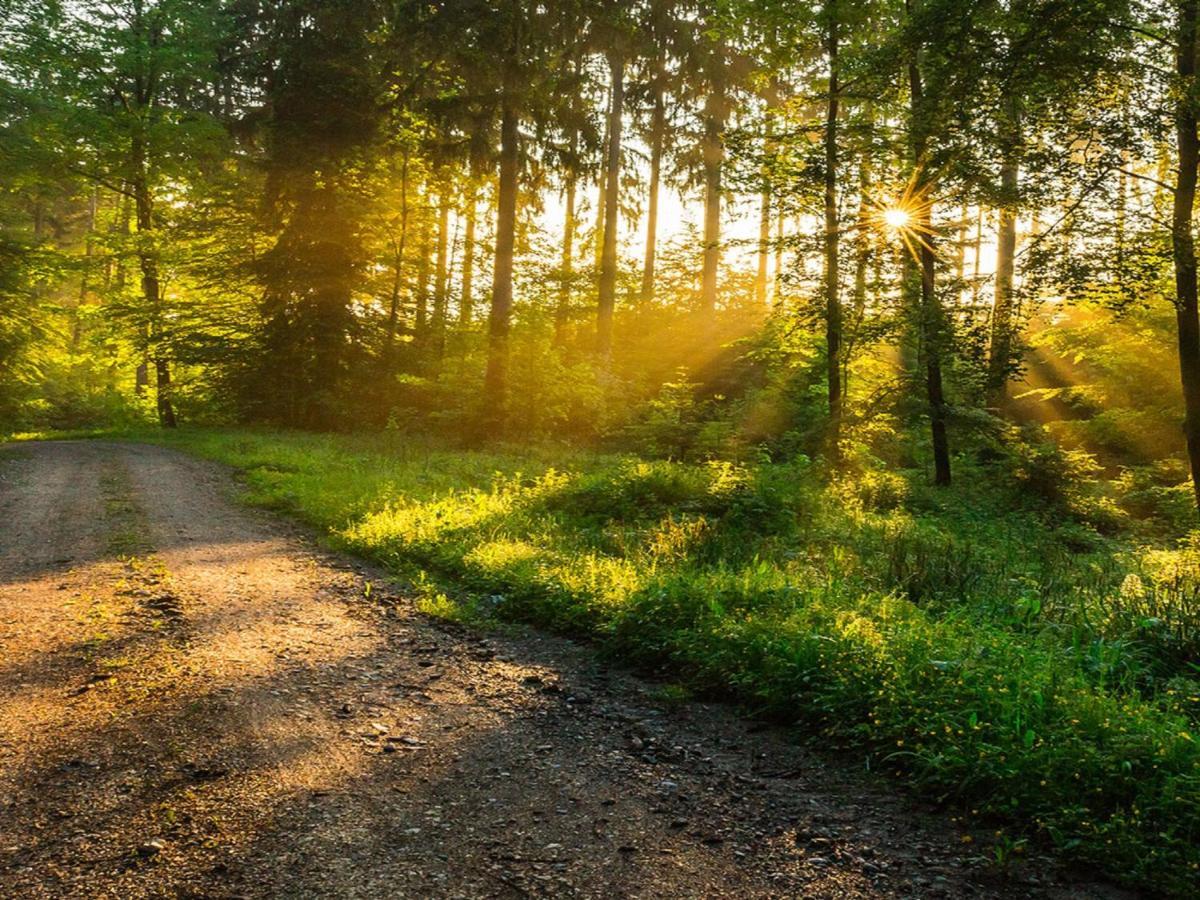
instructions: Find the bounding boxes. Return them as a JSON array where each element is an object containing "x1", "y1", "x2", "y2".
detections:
[
  {"x1": 1174, "y1": 0, "x2": 1200, "y2": 510},
  {"x1": 483, "y1": 99, "x2": 519, "y2": 429},
  {"x1": 597, "y1": 49, "x2": 624, "y2": 359},
  {"x1": 907, "y1": 3, "x2": 950, "y2": 485},
  {"x1": 384, "y1": 153, "x2": 410, "y2": 365},
  {"x1": 460, "y1": 160, "x2": 477, "y2": 326},
  {"x1": 756, "y1": 84, "x2": 780, "y2": 307},
  {"x1": 555, "y1": 172, "x2": 577, "y2": 346},
  {"x1": 432, "y1": 188, "x2": 450, "y2": 362},
  {"x1": 972, "y1": 207, "x2": 984, "y2": 304},
  {"x1": 594, "y1": 93, "x2": 609, "y2": 272},
  {"x1": 755, "y1": 111, "x2": 776, "y2": 306},
  {"x1": 774, "y1": 208, "x2": 784, "y2": 304},
  {"x1": 845, "y1": 155, "x2": 872, "y2": 402},
  {"x1": 824, "y1": 9, "x2": 842, "y2": 458},
  {"x1": 154, "y1": 358, "x2": 176, "y2": 428},
  {"x1": 955, "y1": 203, "x2": 968, "y2": 285},
  {"x1": 755, "y1": 196, "x2": 772, "y2": 307},
  {"x1": 132, "y1": 245, "x2": 146, "y2": 401},
  {"x1": 853, "y1": 156, "x2": 871, "y2": 315},
  {"x1": 131, "y1": 130, "x2": 176, "y2": 428},
  {"x1": 988, "y1": 100, "x2": 1021, "y2": 404},
  {"x1": 414, "y1": 191, "x2": 431, "y2": 336},
  {"x1": 72, "y1": 188, "x2": 99, "y2": 352},
  {"x1": 640, "y1": 74, "x2": 664, "y2": 306},
  {"x1": 922, "y1": 236, "x2": 950, "y2": 486},
  {"x1": 700, "y1": 55, "x2": 726, "y2": 317}
]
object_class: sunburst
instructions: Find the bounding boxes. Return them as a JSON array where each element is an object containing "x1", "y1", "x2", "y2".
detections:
[{"x1": 863, "y1": 172, "x2": 939, "y2": 263}]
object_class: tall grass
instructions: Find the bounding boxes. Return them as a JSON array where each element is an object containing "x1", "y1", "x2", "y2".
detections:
[{"x1": 124, "y1": 427, "x2": 1200, "y2": 894}]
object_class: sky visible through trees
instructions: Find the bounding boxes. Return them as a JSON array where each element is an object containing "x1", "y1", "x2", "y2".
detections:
[{"x1": 6, "y1": 0, "x2": 1194, "y2": 476}]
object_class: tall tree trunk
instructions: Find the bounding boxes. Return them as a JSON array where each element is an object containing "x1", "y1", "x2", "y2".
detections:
[
  {"x1": 72, "y1": 188, "x2": 99, "y2": 352},
  {"x1": 845, "y1": 155, "x2": 872, "y2": 401},
  {"x1": 755, "y1": 192, "x2": 772, "y2": 306},
  {"x1": 920, "y1": 236, "x2": 950, "y2": 486},
  {"x1": 131, "y1": 131, "x2": 176, "y2": 428},
  {"x1": 988, "y1": 99, "x2": 1021, "y2": 404},
  {"x1": 1174, "y1": 0, "x2": 1200, "y2": 510},
  {"x1": 133, "y1": 169, "x2": 147, "y2": 397},
  {"x1": 700, "y1": 53, "x2": 726, "y2": 317},
  {"x1": 907, "y1": 4, "x2": 950, "y2": 485},
  {"x1": 853, "y1": 156, "x2": 871, "y2": 315},
  {"x1": 972, "y1": 208, "x2": 986, "y2": 305},
  {"x1": 414, "y1": 190, "x2": 431, "y2": 336},
  {"x1": 641, "y1": 72, "x2": 665, "y2": 306},
  {"x1": 594, "y1": 92, "x2": 609, "y2": 272},
  {"x1": 755, "y1": 98, "x2": 777, "y2": 306},
  {"x1": 824, "y1": 9, "x2": 842, "y2": 458},
  {"x1": 460, "y1": 160, "x2": 477, "y2": 326},
  {"x1": 556, "y1": 171, "x2": 577, "y2": 346},
  {"x1": 597, "y1": 48, "x2": 624, "y2": 358},
  {"x1": 774, "y1": 208, "x2": 784, "y2": 304},
  {"x1": 1117, "y1": 154, "x2": 1129, "y2": 267},
  {"x1": 384, "y1": 152, "x2": 410, "y2": 365},
  {"x1": 1155, "y1": 141, "x2": 1173, "y2": 220},
  {"x1": 484, "y1": 99, "x2": 519, "y2": 429},
  {"x1": 432, "y1": 188, "x2": 450, "y2": 362},
  {"x1": 955, "y1": 203, "x2": 968, "y2": 286}
]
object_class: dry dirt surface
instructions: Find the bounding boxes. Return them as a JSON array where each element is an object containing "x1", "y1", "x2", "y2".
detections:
[{"x1": 0, "y1": 441, "x2": 1141, "y2": 900}]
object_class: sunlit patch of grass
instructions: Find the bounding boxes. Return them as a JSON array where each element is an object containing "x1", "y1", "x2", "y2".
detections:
[
  {"x1": 349, "y1": 485, "x2": 517, "y2": 549},
  {"x1": 462, "y1": 538, "x2": 544, "y2": 582},
  {"x1": 1, "y1": 427, "x2": 113, "y2": 443},
  {"x1": 414, "y1": 589, "x2": 463, "y2": 621}
]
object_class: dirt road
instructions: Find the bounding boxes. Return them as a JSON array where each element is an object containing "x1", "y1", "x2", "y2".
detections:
[{"x1": 0, "y1": 441, "x2": 1135, "y2": 899}]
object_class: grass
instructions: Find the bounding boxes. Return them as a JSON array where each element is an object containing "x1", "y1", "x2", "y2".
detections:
[{"x1": 57, "y1": 426, "x2": 1200, "y2": 893}]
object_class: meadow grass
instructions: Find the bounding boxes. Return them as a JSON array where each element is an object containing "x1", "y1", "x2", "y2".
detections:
[{"x1": 96, "y1": 426, "x2": 1200, "y2": 893}]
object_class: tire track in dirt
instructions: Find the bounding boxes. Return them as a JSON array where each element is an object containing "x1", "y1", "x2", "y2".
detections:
[{"x1": 0, "y1": 441, "x2": 1140, "y2": 899}]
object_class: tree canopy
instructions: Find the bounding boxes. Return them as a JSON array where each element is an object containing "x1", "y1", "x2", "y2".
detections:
[{"x1": 0, "y1": 0, "x2": 1195, "y2": 494}]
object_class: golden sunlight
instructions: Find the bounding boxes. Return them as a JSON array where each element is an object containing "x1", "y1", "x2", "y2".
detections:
[{"x1": 866, "y1": 173, "x2": 939, "y2": 262}]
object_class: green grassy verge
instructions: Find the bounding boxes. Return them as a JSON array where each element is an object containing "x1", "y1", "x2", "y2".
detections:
[{"x1": 93, "y1": 427, "x2": 1200, "y2": 893}]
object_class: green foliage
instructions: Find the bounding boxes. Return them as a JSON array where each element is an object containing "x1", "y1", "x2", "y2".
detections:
[
  {"x1": 619, "y1": 370, "x2": 706, "y2": 458},
  {"x1": 124, "y1": 426, "x2": 1200, "y2": 894},
  {"x1": 0, "y1": 238, "x2": 39, "y2": 422}
]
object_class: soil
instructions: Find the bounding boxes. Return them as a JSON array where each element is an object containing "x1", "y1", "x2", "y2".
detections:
[{"x1": 0, "y1": 440, "x2": 1141, "y2": 899}]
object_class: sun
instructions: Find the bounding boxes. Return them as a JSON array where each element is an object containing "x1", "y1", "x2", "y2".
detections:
[{"x1": 862, "y1": 171, "x2": 940, "y2": 262}]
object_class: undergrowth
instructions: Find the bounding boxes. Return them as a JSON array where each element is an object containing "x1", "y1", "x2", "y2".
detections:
[{"x1": 105, "y1": 426, "x2": 1200, "y2": 894}]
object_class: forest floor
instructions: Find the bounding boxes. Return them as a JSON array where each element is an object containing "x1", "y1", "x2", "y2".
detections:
[{"x1": 0, "y1": 440, "x2": 1141, "y2": 899}]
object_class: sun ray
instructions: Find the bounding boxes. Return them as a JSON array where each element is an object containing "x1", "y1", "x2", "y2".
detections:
[{"x1": 862, "y1": 170, "x2": 941, "y2": 262}]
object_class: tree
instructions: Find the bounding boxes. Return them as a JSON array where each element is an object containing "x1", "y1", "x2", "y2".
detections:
[
  {"x1": 251, "y1": 0, "x2": 382, "y2": 428},
  {"x1": 900, "y1": 0, "x2": 965, "y2": 486},
  {"x1": 595, "y1": 20, "x2": 629, "y2": 358},
  {"x1": 2, "y1": 0, "x2": 232, "y2": 427},
  {"x1": 981, "y1": 0, "x2": 1132, "y2": 404},
  {"x1": 698, "y1": 28, "x2": 728, "y2": 317},
  {"x1": 635, "y1": 0, "x2": 684, "y2": 306},
  {"x1": 822, "y1": 0, "x2": 843, "y2": 458},
  {"x1": 1172, "y1": 0, "x2": 1200, "y2": 509}
]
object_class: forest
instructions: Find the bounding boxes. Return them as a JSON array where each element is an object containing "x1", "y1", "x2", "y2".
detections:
[{"x1": 4, "y1": 0, "x2": 1200, "y2": 896}]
